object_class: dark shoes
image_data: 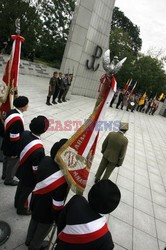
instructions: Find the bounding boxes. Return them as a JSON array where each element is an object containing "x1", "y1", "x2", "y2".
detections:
[
  {"x1": 17, "y1": 209, "x2": 31, "y2": 216},
  {"x1": 52, "y1": 100, "x2": 57, "y2": 104},
  {"x1": 58, "y1": 100, "x2": 62, "y2": 103},
  {"x1": 27, "y1": 240, "x2": 49, "y2": 250},
  {"x1": 4, "y1": 180, "x2": 18, "y2": 186},
  {"x1": 46, "y1": 102, "x2": 52, "y2": 106}
]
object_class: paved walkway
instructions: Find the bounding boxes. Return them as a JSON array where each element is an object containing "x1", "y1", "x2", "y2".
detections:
[{"x1": 0, "y1": 74, "x2": 166, "y2": 250}]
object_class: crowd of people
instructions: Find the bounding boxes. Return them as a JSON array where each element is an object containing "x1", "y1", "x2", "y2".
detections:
[
  {"x1": 110, "y1": 89, "x2": 160, "y2": 115},
  {"x1": 46, "y1": 72, "x2": 73, "y2": 106},
  {"x1": 0, "y1": 95, "x2": 131, "y2": 250}
]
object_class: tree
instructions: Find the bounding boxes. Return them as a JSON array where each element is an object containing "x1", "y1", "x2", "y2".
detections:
[
  {"x1": 109, "y1": 7, "x2": 142, "y2": 87},
  {"x1": 36, "y1": 0, "x2": 75, "y2": 66},
  {"x1": 0, "y1": 0, "x2": 75, "y2": 67},
  {"x1": 110, "y1": 7, "x2": 142, "y2": 57},
  {"x1": 0, "y1": 0, "x2": 42, "y2": 56},
  {"x1": 132, "y1": 55, "x2": 166, "y2": 96}
]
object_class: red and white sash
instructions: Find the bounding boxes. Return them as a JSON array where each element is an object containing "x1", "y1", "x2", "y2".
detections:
[
  {"x1": 52, "y1": 199, "x2": 65, "y2": 211},
  {"x1": 58, "y1": 216, "x2": 108, "y2": 244},
  {"x1": 33, "y1": 170, "x2": 66, "y2": 195},
  {"x1": 4, "y1": 113, "x2": 23, "y2": 131},
  {"x1": 19, "y1": 139, "x2": 43, "y2": 166}
]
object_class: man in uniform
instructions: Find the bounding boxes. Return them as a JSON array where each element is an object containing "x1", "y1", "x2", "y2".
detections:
[
  {"x1": 55, "y1": 179, "x2": 121, "y2": 250},
  {"x1": 46, "y1": 72, "x2": 58, "y2": 105},
  {"x1": 15, "y1": 115, "x2": 49, "y2": 215},
  {"x1": 2, "y1": 96, "x2": 29, "y2": 186},
  {"x1": 62, "y1": 74, "x2": 72, "y2": 102},
  {"x1": 95, "y1": 122, "x2": 128, "y2": 183},
  {"x1": 25, "y1": 139, "x2": 69, "y2": 250}
]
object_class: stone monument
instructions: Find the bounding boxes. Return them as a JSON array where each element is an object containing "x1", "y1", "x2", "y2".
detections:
[{"x1": 60, "y1": 0, "x2": 116, "y2": 99}]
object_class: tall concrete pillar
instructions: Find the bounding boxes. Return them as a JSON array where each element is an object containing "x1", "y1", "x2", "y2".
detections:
[{"x1": 60, "y1": 0, "x2": 116, "y2": 99}]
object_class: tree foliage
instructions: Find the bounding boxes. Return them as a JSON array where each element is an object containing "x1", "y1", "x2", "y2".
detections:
[
  {"x1": 133, "y1": 55, "x2": 166, "y2": 95},
  {"x1": 110, "y1": 7, "x2": 166, "y2": 96},
  {"x1": 0, "y1": 2, "x2": 166, "y2": 95},
  {"x1": 110, "y1": 7, "x2": 142, "y2": 57},
  {"x1": 0, "y1": 0, "x2": 42, "y2": 56},
  {"x1": 0, "y1": 0, "x2": 75, "y2": 67}
]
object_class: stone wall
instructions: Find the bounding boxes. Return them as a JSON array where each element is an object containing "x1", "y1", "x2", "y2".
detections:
[
  {"x1": 159, "y1": 99, "x2": 166, "y2": 117},
  {"x1": 60, "y1": 0, "x2": 116, "y2": 99},
  {"x1": 0, "y1": 55, "x2": 57, "y2": 78}
]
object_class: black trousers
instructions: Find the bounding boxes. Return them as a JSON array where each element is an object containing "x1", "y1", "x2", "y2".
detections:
[
  {"x1": 116, "y1": 99, "x2": 123, "y2": 108},
  {"x1": 58, "y1": 89, "x2": 65, "y2": 101},
  {"x1": 53, "y1": 87, "x2": 65, "y2": 102},
  {"x1": 15, "y1": 181, "x2": 34, "y2": 212},
  {"x1": 53, "y1": 87, "x2": 60, "y2": 101},
  {"x1": 26, "y1": 218, "x2": 52, "y2": 250}
]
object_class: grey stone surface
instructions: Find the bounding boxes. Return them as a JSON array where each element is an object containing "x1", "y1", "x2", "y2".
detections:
[
  {"x1": 133, "y1": 228, "x2": 159, "y2": 250},
  {"x1": 108, "y1": 216, "x2": 133, "y2": 250},
  {"x1": 0, "y1": 55, "x2": 57, "y2": 78},
  {"x1": 134, "y1": 194, "x2": 154, "y2": 216},
  {"x1": 0, "y1": 73, "x2": 166, "y2": 249},
  {"x1": 156, "y1": 219, "x2": 166, "y2": 242},
  {"x1": 134, "y1": 209, "x2": 156, "y2": 237},
  {"x1": 60, "y1": 0, "x2": 115, "y2": 99}
]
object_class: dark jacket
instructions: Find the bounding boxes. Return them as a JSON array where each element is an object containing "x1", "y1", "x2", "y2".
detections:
[
  {"x1": 57, "y1": 78, "x2": 66, "y2": 90},
  {"x1": 2, "y1": 109, "x2": 24, "y2": 156},
  {"x1": 55, "y1": 195, "x2": 114, "y2": 250},
  {"x1": 30, "y1": 156, "x2": 68, "y2": 224},
  {"x1": 16, "y1": 131, "x2": 45, "y2": 187}
]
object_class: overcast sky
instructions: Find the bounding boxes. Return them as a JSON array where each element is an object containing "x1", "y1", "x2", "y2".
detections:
[{"x1": 115, "y1": 0, "x2": 166, "y2": 54}]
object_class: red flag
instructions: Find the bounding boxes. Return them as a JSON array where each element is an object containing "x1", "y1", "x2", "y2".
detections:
[
  {"x1": 0, "y1": 34, "x2": 25, "y2": 117},
  {"x1": 56, "y1": 75, "x2": 117, "y2": 194},
  {"x1": 123, "y1": 79, "x2": 132, "y2": 95},
  {"x1": 128, "y1": 81, "x2": 137, "y2": 99}
]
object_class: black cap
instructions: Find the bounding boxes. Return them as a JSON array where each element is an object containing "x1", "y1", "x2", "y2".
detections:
[
  {"x1": 29, "y1": 115, "x2": 49, "y2": 135},
  {"x1": 88, "y1": 179, "x2": 121, "y2": 214},
  {"x1": 50, "y1": 139, "x2": 68, "y2": 159},
  {"x1": 13, "y1": 96, "x2": 29, "y2": 108}
]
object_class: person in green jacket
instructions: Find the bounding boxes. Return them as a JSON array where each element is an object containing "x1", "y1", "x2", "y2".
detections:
[{"x1": 95, "y1": 122, "x2": 128, "y2": 183}]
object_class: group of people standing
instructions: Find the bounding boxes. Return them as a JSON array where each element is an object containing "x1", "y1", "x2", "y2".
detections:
[
  {"x1": 110, "y1": 89, "x2": 160, "y2": 115},
  {"x1": 0, "y1": 95, "x2": 126, "y2": 250},
  {"x1": 46, "y1": 72, "x2": 73, "y2": 106}
]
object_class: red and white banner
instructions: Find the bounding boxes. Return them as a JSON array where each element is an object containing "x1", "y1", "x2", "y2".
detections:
[
  {"x1": 0, "y1": 34, "x2": 25, "y2": 116},
  {"x1": 56, "y1": 75, "x2": 117, "y2": 194},
  {"x1": 128, "y1": 81, "x2": 137, "y2": 99},
  {"x1": 123, "y1": 79, "x2": 132, "y2": 95}
]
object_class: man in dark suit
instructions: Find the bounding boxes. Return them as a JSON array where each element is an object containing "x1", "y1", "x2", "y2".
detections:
[
  {"x1": 95, "y1": 122, "x2": 128, "y2": 183},
  {"x1": 53, "y1": 72, "x2": 65, "y2": 104},
  {"x1": 116, "y1": 91, "x2": 123, "y2": 109}
]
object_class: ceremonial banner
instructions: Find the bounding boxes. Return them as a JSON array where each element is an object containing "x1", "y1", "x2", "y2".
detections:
[
  {"x1": 139, "y1": 92, "x2": 146, "y2": 106},
  {"x1": 128, "y1": 82, "x2": 137, "y2": 99},
  {"x1": 0, "y1": 34, "x2": 25, "y2": 117},
  {"x1": 123, "y1": 79, "x2": 132, "y2": 95},
  {"x1": 56, "y1": 75, "x2": 117, "y2": 194},
  {"x1": 158, "y1": 92, "x2": 164, "y2": 101}
]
